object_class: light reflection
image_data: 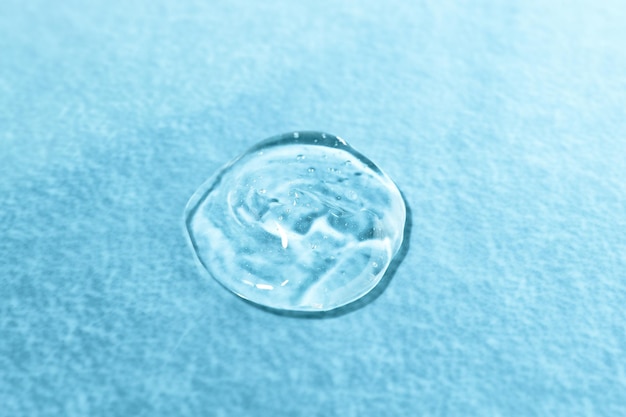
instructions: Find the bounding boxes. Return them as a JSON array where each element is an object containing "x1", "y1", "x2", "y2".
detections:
[
  {"x1": 275, "y1": 221, "x2": 289, "y2": 249},
  {"x1": 256, "y1": 283, "x2": 274, "y2": 290}
]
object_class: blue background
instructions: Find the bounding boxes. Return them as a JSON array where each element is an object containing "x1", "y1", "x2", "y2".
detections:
[{"x1": 1, "y1": 0, "x2": 626, "y2": 415}]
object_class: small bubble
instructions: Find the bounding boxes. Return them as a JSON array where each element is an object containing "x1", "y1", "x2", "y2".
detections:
[
  {"x1": 308, "y1": 167, "x2": 316, "y2": 173},
  {"x1": 258, "y1": 188, "x2": 266, "y2": 194},
  {"x1": 296, "y1": 154, "x2": 305, "y2": 161},
  {"x1": 293, "y1": 132, "x2": 299, "y2": 138},
  {"x1": 336, "y1": 195, "x2": 342, "y2": 200}
]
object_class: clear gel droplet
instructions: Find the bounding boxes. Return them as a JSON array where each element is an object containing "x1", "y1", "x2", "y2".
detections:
[{"x1": 184, "y1": 131, "x2": 406, "y2": 312}]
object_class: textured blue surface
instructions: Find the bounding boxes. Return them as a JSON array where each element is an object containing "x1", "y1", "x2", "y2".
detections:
[{"x1": 1, "y1": 0, "x2": 626, "y2": 415}]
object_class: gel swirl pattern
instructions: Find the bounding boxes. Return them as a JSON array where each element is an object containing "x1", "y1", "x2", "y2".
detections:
[{"x1": 185, "y1": 132, "x2": 406, "y2": 311}]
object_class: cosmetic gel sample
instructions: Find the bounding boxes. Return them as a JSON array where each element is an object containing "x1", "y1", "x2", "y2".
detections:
[{"x1": 184, "y1": 132, "x2": 406, "y2": 312}]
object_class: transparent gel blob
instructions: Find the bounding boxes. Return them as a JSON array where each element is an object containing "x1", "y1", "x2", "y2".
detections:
[{"x1": 184, "y1": 132, "x2": 406, "y2": 312}]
